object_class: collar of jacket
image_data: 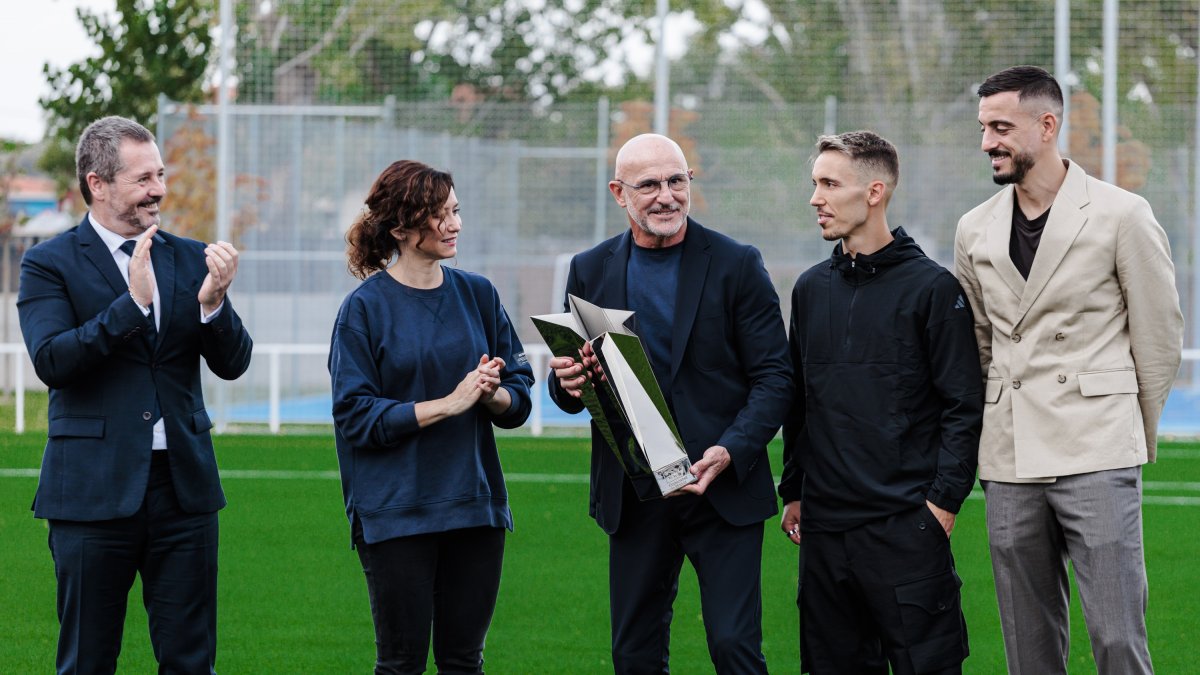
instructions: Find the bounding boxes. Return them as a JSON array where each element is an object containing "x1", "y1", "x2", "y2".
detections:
[{"x1": 831, "y1": 226, "x2": 924, "y2": 282}]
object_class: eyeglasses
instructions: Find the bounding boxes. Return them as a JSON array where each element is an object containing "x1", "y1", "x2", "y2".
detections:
[{"x1": 615, "y1": 173, "x2": 691, "y2": 196}]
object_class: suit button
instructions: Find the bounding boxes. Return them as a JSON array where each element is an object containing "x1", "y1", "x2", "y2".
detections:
[
  {"x1": 1012, "y1": 334, "x2": 1021, "y2": 342},
  {"x1": 1012, "y1": 380, "x2": 1022, "y2": 390},
  {"x1": 1057, "y1": 374, "x2": 1067, "y2": 383},
  {"x1": 142, "y1": 411, "x2": 152, "y2": 420},
  {"x1": 918, "y1": 521, "x2": 927, "y2": 530},
  {"x1": 1055, "y1": 332, "x2": 1065, "y2": 341}
]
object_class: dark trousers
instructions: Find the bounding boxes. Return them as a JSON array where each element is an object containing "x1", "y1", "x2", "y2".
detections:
[
  {"x1": 48, "y1": 451, "x2": 219, "y2": 675},
  {"x1": 799, "y1": 505, "x2": 968, "y2": 675},
  {"x1": 353, "y1": 524, "x2": 506, "y2": 675},
  {"x1": 609, "y1": 488, "x2": 768, "y2": 675}
]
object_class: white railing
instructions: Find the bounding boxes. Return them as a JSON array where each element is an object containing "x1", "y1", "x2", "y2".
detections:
[
  {"x1": 0, "y1": 342, "x2": 554, "y2": 435},
  {"x1": 4, "y1": 344, "x2": 1198, "y2": 435},
  {"x1": 1, "y1": 343, "x2": 27, "y2": 434},
  {"x1": 255, "y1": 343, "x2": 330, "y2": 433}
]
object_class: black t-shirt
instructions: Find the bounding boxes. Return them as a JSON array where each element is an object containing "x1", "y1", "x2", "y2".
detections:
[{"x1": 1010, "y1": 195, "x2": 1050, "y2": 279}]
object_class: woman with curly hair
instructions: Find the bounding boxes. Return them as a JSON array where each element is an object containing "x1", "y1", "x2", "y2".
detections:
[{"x1": 329, "y1": 159, "x2": 533, "y2": 674}]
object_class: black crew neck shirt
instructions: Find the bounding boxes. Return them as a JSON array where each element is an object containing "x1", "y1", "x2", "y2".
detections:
[{"x1": 1010, "y1": 196, "x2": 1051, "y2": 280}]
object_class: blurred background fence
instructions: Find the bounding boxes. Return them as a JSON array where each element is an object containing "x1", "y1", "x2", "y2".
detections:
[{"x1": 3, "y1": 0, "x2": 1199, "y2": 432}]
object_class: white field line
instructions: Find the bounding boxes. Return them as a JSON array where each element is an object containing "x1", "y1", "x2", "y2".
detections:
[
  {"x1": 0, "y1": 468, "x2": 588, "y2": 483},
  {"x1": 962, "y1": 490, "x2": 1200, "y2": 506},
  {"x1": 1, "y1": 470, "x2": 1198, "y2": 505},
  {"x1": 1157, "y1": 448, "x2": 1200, "y2": 459}
]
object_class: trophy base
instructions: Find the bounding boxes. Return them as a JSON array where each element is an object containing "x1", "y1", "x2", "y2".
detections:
[{"x1": 654, "y1": 457, "x2": 698, "y2": 494}]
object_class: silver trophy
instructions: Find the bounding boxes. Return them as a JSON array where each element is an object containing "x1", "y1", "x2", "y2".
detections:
[{"x1": 532, "y1": 295, "x2": 697, "y2": 496}]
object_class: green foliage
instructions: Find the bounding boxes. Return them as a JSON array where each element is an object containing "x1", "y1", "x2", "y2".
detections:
[
  {"x1": 0, "y1": 139, "x2": 28, "y2": 154},
  {"x1": 34, "y1": 139, "x2": 79, "y2": 199},
  {"x1": 39, "y1": 0, "x2": 214, "y2": 144},
  {"x1": 1070, "y1": 1, "x2": 1199, "y2": 106},
  {"x1": 676, "y1": 0, "x2": 1197, "y2": 118},
  {"x1": 234, "y1": 0, "x2": 452, "y2": 104},
  {"x1": 234, "y1": 0, "x2": 660, "y2": 106}
]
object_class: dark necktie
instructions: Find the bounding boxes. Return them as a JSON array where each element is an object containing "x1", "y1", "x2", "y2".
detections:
[{"x1": 121, "y1": 239, "x2": 161, "y2": 425}]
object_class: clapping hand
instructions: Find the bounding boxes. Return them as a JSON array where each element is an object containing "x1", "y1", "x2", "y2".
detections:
[
  {"x1": 128, "y1": 225, "x2": 158, "y2": 307},
  {"x1": 198, "y1": 241, "x2": 240, "y2": 314}
]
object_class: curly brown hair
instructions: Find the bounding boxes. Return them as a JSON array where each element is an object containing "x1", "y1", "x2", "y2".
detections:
[{"x1": 346, "y1": 160, "x2": 455, "y2": 279}]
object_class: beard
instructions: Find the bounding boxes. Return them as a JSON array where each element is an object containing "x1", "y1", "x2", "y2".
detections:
[
  {"x1": 630, "y1": 203, "x2": 686, "y2": 239},
  {"x1": 991, "y1": 149, "x2": 1037, "y2": 185},
  {"x1": 117, "y1": 197, "x2": 162, "y2": 231}
]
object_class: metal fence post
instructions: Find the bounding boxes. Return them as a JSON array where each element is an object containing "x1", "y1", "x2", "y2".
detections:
[{"x1": 14, "y1": 349, "x2": 24, "y2": 435}]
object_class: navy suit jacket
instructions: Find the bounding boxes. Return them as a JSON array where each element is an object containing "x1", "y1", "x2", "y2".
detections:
[
  {"x1": 18, "y1": 216, "x2": 253, "y2": 521},
  {"x1": 549, "y1": 218, "x2": 792, "y2": 534}
]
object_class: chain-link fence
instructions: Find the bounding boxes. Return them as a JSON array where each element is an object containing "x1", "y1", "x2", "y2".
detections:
[{"x1": 12, "y1": 0, "x2": 1200, "y2": 429}]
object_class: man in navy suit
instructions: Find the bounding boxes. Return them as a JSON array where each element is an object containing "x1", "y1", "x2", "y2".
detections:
[
  {"x1": 18, "y1": 116, "x2": 253, "y2": 674},
  {"x1": 549, "y1": 133, "x2": 792, "y2": 673}
]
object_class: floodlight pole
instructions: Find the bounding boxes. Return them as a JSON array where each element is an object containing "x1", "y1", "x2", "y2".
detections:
[
  {"x1": 653, "y1": 0, "x2": 669, "y2": 135},
  {"x1": 595, "y1": 97, "x2": 610, "y2": 244},
  {"x1": 216, "y1": 0, "x2": 234, "y2": 244},
  {"x1": 1193, "y1": 15, "x2": 1200, "y2": 354},
  {"x1": 1101, "y1": 0, "x2": 1117, "y2": 184},
  {"x1": 1054, "y1": 0, "x2": 1070, "y2": 154}
]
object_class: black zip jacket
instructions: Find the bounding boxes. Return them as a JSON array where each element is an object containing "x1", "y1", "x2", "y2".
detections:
[{"x1": 778, "y1": 227, "x2": 983, "y2": 532}]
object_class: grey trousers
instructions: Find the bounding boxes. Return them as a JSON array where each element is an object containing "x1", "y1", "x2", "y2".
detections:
[{"x1": 982, "y1": 467, "x2": 1152, "y2": 675}]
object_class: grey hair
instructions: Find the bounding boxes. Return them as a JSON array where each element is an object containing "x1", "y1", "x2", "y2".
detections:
[{"x1": 76, "y1": 116, "x2": 156, "y2": 205}]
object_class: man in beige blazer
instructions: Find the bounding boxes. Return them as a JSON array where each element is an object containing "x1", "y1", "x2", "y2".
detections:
[{"x1": 954, "y1": 66, "x2": 1183, "y2": 675}]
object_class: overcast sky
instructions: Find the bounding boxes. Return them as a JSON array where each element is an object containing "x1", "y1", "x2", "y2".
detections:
[{"x1": 0, "y1": 0, "x2": 112, "y2": 143}]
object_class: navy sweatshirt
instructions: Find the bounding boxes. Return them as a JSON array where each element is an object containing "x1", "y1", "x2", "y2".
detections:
[{"x1": 329, "y1": 267, "x2": 534, "y2": 545}]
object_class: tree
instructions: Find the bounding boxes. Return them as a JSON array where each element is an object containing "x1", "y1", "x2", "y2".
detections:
[
  {"x1": 0, "y1": 141, "x2": 23, "y2": 237},
  {"x1": 159, "y1": 108, "x2": 267, "y2": 244},
  {"x1": 40, "y1": 0, "x2": 214, "y2": 144},
  {"x1": 35, "y1": 139, "x2": 79, "y2": 206},
  {"x1": 233, "y1": 0, "x2": 665, "y2": 107}
]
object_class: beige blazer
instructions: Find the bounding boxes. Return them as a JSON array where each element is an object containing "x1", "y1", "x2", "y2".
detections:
[{"x1": 954, "y1": 160, "x2": 1183, "y2": 482}]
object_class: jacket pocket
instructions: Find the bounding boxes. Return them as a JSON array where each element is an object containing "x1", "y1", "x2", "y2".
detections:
[
  {"x1": 48, "y1": 416, "x2": 105, "y2": 438},
  {"x1": 191, "y1": 409, "x2": 214, "y2": 433},
  {"x1": 984, "y1": 377, "x2": 1003, "y2": 403},
  {"x1": 1077, "y1": 369, "x2": 1138, "y2": 397}
]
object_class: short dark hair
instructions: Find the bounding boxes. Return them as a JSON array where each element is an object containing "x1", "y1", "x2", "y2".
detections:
[
  {"x1": 76, "y1": 116, "x2": 156, "y2": 206},
  {"x1": 345, "y1": 160, "x2": 455, "y2": 279},
  {"x1": 815, "y1": 130, "x2": 899, "y2": 189},
  {"x1": 977, "y1": 65, "x2": 1064, "y2": 113}
]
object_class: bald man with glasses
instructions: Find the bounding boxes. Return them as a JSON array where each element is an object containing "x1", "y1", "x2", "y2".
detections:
[{"x1": 549, "y1": 133, "x2": 792, "y2": 674}]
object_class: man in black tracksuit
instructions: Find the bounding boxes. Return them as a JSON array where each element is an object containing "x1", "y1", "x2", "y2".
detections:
[{"x1": 779, "y1": 131, "x2": 983, "y2": 675}]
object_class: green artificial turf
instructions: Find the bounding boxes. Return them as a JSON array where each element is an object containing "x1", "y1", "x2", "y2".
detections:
[{"x1": 1, "y1": 432, "x2": 1197, "y2": 673}]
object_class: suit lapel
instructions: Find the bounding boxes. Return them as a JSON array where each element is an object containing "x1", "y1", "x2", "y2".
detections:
[
  {"x1": 599, "y1": 232, "x2": 631, "y2": 313},
  {"x1": 985, "y1": 189, "x2": 1026, "y2": 302},
  {"x1": 150, "y1": 232, "x2": 175, "y2": 347},
  {"x1": 77, "y1": 215, "x2": 129, "y2": 296},
  {"x1": 670, "y1": 218, "x2": 709, "y2": 382},
  {"x1": 1016, "y1": 161, "x2": 1089, "y2": 322}
]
